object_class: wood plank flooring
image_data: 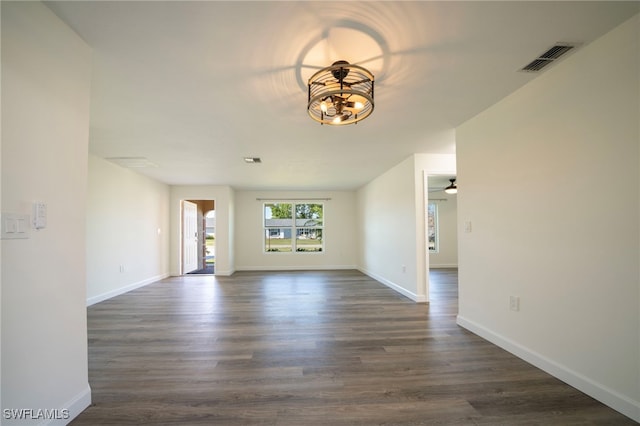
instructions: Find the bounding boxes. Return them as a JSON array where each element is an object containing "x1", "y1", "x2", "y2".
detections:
[{"x1": 71, "y1": 269, "x2": 635, "y2": 425}]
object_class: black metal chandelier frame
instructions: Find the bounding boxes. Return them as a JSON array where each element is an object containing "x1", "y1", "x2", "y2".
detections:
[{"x1": 307, "y1": 60, "x2": 375, "y2": 126}]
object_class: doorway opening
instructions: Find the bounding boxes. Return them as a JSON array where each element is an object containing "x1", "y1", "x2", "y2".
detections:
[
  {"x1": 182, "y1": 199, "x2": 215, "y2": 275},
  {"x1": 426, "y1": 175, "x2": 458, "y2": 303}
]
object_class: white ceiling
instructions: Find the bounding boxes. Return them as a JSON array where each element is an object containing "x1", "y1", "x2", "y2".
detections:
[{"x1": 46, "y1": 1, "x2": 638, "y2": 190}]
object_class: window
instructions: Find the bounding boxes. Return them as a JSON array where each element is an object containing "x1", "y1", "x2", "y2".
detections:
[
  {"x1": 427, "y1": 202, "x2": 438, "y2": 252},
  {"x1": 264, "y1": 202, "x2": 323, "y2": 253}
]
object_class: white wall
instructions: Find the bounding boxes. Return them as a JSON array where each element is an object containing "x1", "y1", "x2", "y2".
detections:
[
  {"x1": 456, "y1": 14, "x2": 639, "y2": 422},
  {"x1": 86, "y1": 155, "x2": 170, "y2": 305},
  {"x1": 1, "y1": 2, "x2": 92, "y2": 423},
  {"x1": 357, "y1": 154, "x2": 455, "y2": 302},
  {"x1": 0, "y1": 45, "x2": 3, "y2": 415},
  {"x1": 170, "y1": 186, "x2": 234, "y2": 276},
  {"x1": 428, "y1": 189, "x2": 458, "y2": 268},
  {"x1": 234, "y1": 190, "x2": 357, "y2": 270}
]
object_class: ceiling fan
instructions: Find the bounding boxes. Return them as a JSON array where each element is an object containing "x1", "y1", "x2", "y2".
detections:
[
  {"x1": 427, "y1": 177, "x2": 457, "y2": 194},
  {"x1": 444, "y1": 179, "x2": 457, "y2": 194}
]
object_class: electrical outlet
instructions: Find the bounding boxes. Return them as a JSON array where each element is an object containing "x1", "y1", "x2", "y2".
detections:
[
  {"x1": 509, "y1": 296, "x2": 520, "y2": 312},
  {"x1": 402, "y1": 265, "x2": 406, "y2": 273}
]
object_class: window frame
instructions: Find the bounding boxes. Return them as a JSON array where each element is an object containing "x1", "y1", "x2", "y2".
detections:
[
  {"x1": 263, "y1": 202, "x2": 324, "y2": 253},
  {"x1": 427, "y1": 202, "x2": 438, "y2": 253}
]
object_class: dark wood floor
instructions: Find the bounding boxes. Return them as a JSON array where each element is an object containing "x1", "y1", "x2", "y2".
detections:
[{"x1": 72, "y1": 269, "x2": 635, "y2": 425}]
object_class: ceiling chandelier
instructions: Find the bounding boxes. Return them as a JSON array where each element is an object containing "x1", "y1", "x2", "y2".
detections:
[{"x1": 307, "y1": 60, "x2": 374, "y2": 126}]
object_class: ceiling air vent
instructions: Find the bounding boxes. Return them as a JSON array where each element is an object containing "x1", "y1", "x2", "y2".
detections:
[{"x1": 520, "y1": 43, "x2": 576, "y2": 73}]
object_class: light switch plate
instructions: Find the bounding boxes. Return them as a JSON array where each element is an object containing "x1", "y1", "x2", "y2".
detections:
[{"x1": 1, "y1": 213, "x2": 30, "y2": 239}]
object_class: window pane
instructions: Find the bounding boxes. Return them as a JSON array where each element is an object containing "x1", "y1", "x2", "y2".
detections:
[
  {"x1": 296, "y1": 228, "x2": 323, "y2": 252},
  {"x1": 264, "y1": 203, "x2": 292, "y2": 227},
  {"x1": 295, "y1": 203, "x2": 323, "y2": 226},
  {"x1": 428, "y1": 203, "x2": 438, "y2": 252},
  {"x1": 265, "y1": 229, "x2": 292, "y2": 252}
]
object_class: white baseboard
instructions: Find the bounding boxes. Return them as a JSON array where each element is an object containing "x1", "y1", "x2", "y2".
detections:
[
  {"x1": 429, "y1": 264, "x2": 458, "y2": 268},
  {"x1": 358, "y1": 268, "x2": 427, "y2": 303},
  {"x1": 456, "y1": 315, "x2": 640, "y2": 423},
  {"x1": 38, "y1": 383, "x2": 91, "y2": 426},
  {"x1": 86, "y1": 273, "x2": 169, "y2": 306},
  {"x1": 235, "y1": 265, "x2": 357, "y2": 272}
]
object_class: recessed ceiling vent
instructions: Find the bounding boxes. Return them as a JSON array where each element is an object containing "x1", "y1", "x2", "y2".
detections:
[{"x1": 520, "y1": 43, "x2": 577, "y2": 73}]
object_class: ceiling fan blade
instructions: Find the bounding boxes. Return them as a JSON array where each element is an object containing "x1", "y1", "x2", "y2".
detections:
[{"x1": 346, "y1": 78, "x2": 371, "y2": 86}]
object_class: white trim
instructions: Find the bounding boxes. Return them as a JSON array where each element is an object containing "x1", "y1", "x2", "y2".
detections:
[
  {"x1": 86, "y1": 273, "x2": 169, "y2": 306},
  {"x1": 358, "y1": 268, "x2": 428, "y2": 303},
  {"x1": 456, "y1": 315, "x2": 640, "y2": 423},
  {"x1": 39, "y1": 383, "x2": 91, "y2": 426},
  {"x1": 236, "y1": 265, "x2": 357, "y2": 272},
  {"x1": 429, "y1": 264, "x2": 458, "y2": 268},
  {"x1": 213, "y1": 268, "x2": 234, "y2": 276}
]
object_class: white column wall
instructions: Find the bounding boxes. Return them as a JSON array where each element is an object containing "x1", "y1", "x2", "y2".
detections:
[
  {"x1": 1, "y1": 2, "x2": 92, "y2": 423},
  {"x1": 357, "y1": 154, "x2": 455, "y2": 302},
  {"x1": 456, "y1": 14, "x2": 639, "y2": 421}
]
